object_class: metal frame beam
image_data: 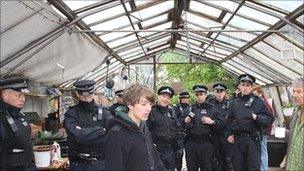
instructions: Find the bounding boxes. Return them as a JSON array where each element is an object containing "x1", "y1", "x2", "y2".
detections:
[
  {"x1": 121, "y1": 0, "x2": 148, "y2": 59},
  {"x1": 199, "y1": 0, "x2": 245, "y2": 56},
  {"x1": 74, "y1": 0, "x2": 118, "y2": 14},
  {"x1": 169, "y1": 0, "x2": 185, "y2": 49},
  {"x1": 48, "y1": 0, "x2": 126, "y2": 65},
  {"x1": 220, "y1": 4, "x2": 304, "y2": 63}
]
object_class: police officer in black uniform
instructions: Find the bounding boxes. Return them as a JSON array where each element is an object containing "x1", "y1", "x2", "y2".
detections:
[
  {"x1": 174, "y1": 91, "x2": 191, "y2": 171},
  {"x1": 109, "y1": 89, "x2": 124, "y2": 116},
  {"x1": 64, "y1": 80, "x2": 112, "y2": 171},
  {"x1": 226, "y1": 74, "x2": 274, "y2": 171},
  {"x1": 0, "y1": 78, "x2": 37, "y2": 171},
  {"x1": 147, "y1": 86, "x2": 183, "y2": 171},
  {"x1": 208, "y1": 83, "x2": 233, "y2": 171},
  {"x1": 181, "y1": 85, "x2": 225, "y2": 171}
]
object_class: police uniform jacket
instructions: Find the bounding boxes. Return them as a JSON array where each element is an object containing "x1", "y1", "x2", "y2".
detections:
[
  {"x1": 104, "y1": 107, "x2": 167, "y2": 171},
  {"x1": 226, "y1": 93, "x2": 274, "y2": 136},
  {"x1": 208, "y1": 98, "x2": 230, "y2": 133},
  {"x1": 0, "y1": 100, "x2": 34, "y2": 168},
  {"x1": 64, "y1": 100, "x2": 112, "y2": 160},
  {"x1": 174, "y1": 103, "x2": 192, "y2": 120},
  {"x1": 147, "y1": 104, "x2": 183, "y2": 148},
  {"x1": 181, "y1": 102, "x2": 225, "y2": 138}
]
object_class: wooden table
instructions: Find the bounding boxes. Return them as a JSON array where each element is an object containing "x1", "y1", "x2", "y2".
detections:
[{"x1": 37, "y1": 158, "x2": 69, "y2": 170}]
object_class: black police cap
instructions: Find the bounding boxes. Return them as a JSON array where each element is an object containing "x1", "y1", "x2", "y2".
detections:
[
  {"x1": 0, "y1": 78, "x2": 29, "y2": 92},
  {"x1": 213, "y1": 83, "x2": 227, "y2": 91},
  {"x1": 179, "y1": 91, "x2": 190, "y2": 98},
  {"x1": 238, "y1": 74, "x2": 256, "y2": 84},
  {"x1": 74, "y1": 80, "x2": 95, "y2": 96},
  {"x1": 115, "y1": 90, "x2": 124, "y2": 96},
  {"x1": 157, "y1": 86, "x2": 175, "y2": 98},
  {"x1": 193, "y1": 85, "x2": 208, "y2": 93}
]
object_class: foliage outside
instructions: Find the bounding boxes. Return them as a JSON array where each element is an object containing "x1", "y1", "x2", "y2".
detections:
[{"x1": 156, "y1": 51, "x2": 237, "y2": 104}]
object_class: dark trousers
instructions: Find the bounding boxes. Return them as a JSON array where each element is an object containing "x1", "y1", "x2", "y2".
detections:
[
  {"x1": 232, "y1": 136, "x2": 261, "y2": 171},
  {"x1": 175, "y1": 149, "x2": 183, "y2": 171},
  {"x1": 0, "y1": 161, "x2": 37, "y2": 171},
  {"x1": 157, "y1": 146, "x2": 176, "y2": 170},
  {"x1": 214, "y1": 136, "x2": 234, "y2": 171},
  {"x1": 185, "y1": 140, "x2": 213, "y2": 171},
  {"x1": 69, "y1": 160, "x2": 104, "y2": 171}
]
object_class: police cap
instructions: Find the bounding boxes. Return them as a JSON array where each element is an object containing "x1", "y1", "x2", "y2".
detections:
[
  {"x1": 179, "y1": 91, "x2": 190, "y2": 99},
  {"x1": 157, "y1": 86, "x2": 175, "y2": 98},
  {"x1": 213, "y1": 83, "x2": 227, "y2": 91},
  {"x1": 74, "y1": 80, "x2": 95, "y2": 96},
  {"x1": 238, "y1": 74, "x2": 256, "y2": 84},
  {"x1": 0, "y1": 78, "x2": 29, "y2": 93},
  {"x1": 193, "y1": 85, "x2": 208, "y2": 93}
]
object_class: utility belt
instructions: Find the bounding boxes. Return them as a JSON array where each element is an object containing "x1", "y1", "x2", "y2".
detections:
[
  {"x1": 71, "y1": 153, "x2": 104, "y2": 163},
  {"x1": 235, "y1": 131, "x2": 260, "y2": 140},
  {"x1": 187, "y1": 134, "x2": 211, "y2": 143},
  {"x1": 0, "y1": 149, "x2": 33, "y2": 167}
]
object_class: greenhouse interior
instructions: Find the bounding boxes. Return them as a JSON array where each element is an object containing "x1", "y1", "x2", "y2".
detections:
[{"x1": 0, "y1": 0, "x2": 303, "y2": 170}]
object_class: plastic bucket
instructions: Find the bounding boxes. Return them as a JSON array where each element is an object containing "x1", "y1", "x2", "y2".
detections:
[{"x1": 33, "y1": 145, "x2": 55, "y2": 167}]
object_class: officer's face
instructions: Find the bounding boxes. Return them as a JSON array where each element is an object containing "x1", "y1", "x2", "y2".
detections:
[
  {"x1": 158, "y1": 94, "x2": 171, "y2": 107},
  {"x1": 214, "y1": 90, "x2": 226, "y2": 102},
  {"x1": 77, "y1": 93, "x2": 94, "y2": 102},
  {"x1": 239, "y1": 82, "x2": 253, "y2": 95},
  {"x1": 180, "y1": 98, "x2": 190, "y2": 104},
  {"x1": 195, "y1": 92, "x2": 206, "y2": 103},
  {"x1": 291, "y1": 85, "x2": 304, "y2": 107},
  {"x1": 2, "y1": 89, "x2": 26, "y2": 108},
  {"x1": 128, "y1": 97, "x2": 152, "y2": 123}
]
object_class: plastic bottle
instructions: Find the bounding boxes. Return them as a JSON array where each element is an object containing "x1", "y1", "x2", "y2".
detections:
[{"x1": 52, "y1": 141, "x2": 61, "y2": 159}]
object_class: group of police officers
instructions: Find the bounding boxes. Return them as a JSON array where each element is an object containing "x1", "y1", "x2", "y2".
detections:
[{"x1": 0, "y1": 73, "x2": 274, "y2": 171}]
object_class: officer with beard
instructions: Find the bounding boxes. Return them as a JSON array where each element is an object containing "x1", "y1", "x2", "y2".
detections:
[
  {"x1": 0, "y1": 78, "x2": 37, "y2": 171},
  {"x1": 226, "y1": 74, "x2": 274, "y2": 171},
  {"x1": 174, "y1": 91, "x2": 191, "y2": 171},
  {"x1": 64, "y1": 80, "x2": 112, "y2": 171},
  {"x1": 208, "y1": 83, "x2": 233, "y2": 171},
  {"x1": 147, "y1": 86, "x2": 183, "y2": 171},
  {"x1": 181, "y1": 85, "x2": 225, "y2": 171}
]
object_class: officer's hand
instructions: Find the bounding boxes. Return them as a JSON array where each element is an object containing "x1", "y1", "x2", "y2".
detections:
[
  {"x1": 201, "y1": 116, "x2": 214, "y2": 125},
  {"x1": 184, "y1": 116, "x2": 192, "y2": 123},
  {"x1": 227, "y1": 135, "x2": 235, "y2": 144}
]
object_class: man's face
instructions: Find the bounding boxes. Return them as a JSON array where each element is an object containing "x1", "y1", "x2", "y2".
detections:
[
  {"x1": 2, "y1": 89, "x2": 26, "y2": 109},
  {"x1": 291, "y1": 85, "x2": 304, "y2": 107},
  {"x1": 214, "y1": 89, "x2": 226, "y2": 102},
  {"x1": 158, "y1": 93, "x2": 171, "y2": 107},
  {"x1": 129, "y1": 97, "x2": 152, "y2": 122},
  {"x1": 77, "y1": 92, "x2": 94, "y2": 102},
  {"x1": 239, "y1": 82, "x2": 253, "y2": 95},
  {"x1": 195, "y1": 92, "x2": 206, "y2": 103},
  {"x1": 180, "y1": 97, "x2": 190, "y2": 104}
]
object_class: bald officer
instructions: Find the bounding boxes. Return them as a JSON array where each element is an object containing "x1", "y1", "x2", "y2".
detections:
[{"x1": 0, "y1": 78, "x2": 37, "y2": 171}]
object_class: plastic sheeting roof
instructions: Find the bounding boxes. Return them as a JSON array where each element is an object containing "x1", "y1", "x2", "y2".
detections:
[{"x1": 1, "y1": 0, "x2": 303, "y2": 88}]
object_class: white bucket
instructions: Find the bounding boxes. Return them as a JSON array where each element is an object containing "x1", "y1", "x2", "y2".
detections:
[
  {"x1": 275, "y1": 127, "x2": 286, "y2": 138},
  {"x1": 33, "y1": 145, "x2": 55, "y2": 167}
]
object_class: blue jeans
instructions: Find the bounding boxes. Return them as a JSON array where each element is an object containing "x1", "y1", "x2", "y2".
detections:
[{"x1": 260, "y1": 135, "x2": 268, "y2": 171}]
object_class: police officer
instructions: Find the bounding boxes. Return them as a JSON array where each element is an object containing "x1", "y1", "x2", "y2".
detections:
[
  {"x1": 181, "y1": 85, "x2": 225, "y2": 171},
  {"x1": 147, "y1": 86, "x2": 183, "y2": 171},
  {"x1": 174, "y1": 91, "x2": 191, "y2": 171},
  {"x1": 208, "y1": 83, "x2": 233, "y2": 171},
  {"x1": 109, "y1": 89, "x2": 124, "y2": 116},
  {"x1": 64, "y1": 80, "x2": 112, "y2": 171},
  {"x1": 226, "y1": 74, "x2": 274, "y2": 171},
  {"x1": 0, "y1": 78, "x2": 37, "y2": 171}
]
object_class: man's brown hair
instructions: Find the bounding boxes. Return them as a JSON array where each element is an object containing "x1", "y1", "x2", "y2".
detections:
[{"x1": 122, "y1": 83, "x2": 155, "y2": 109}]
